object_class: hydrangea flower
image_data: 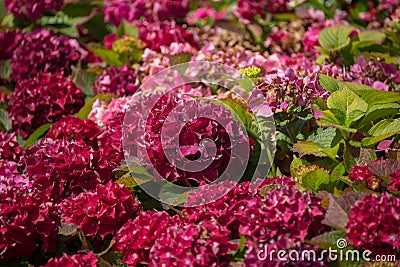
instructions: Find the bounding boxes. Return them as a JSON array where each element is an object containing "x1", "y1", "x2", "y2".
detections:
[
  {"x1": 233, "y1": 0, "x2": 289, "y2": 24},
  {"x1": 46, "y1": 115, "x2": 100, "y2": 148},
  {"x1": 88, "y1": 96, "x2": 132, "y2": 127},
  {"x1": 7, "y1": 73, "x2": 85, "y2": 138},
  {"x1": 0, "y1": 132, "x2": 24, "y2": 162},
  {"x1": 388, "y1": 170, "x2": 400, "y2": 192},
  {"x1": 0, "y1": 187, "x2": 60, "y2": 263},
  {"x1": 21, "y1": 139, "x2": 111, "y2": 201},
  {"x1": 43, "y1": 252, "x2": 98, "y2": 267},
  {"x1": 0, "y1": 29, "x2": 24, "y2": 60},
  {"x1": 4, "y1": 0, "x2": 63, "y2": 20},
  {"x1": 62, "y1": 181, "x2": 142, "y2": 239},
  {"x1": 114, "y1": 211, "x2": 177, "y2": 265},
  {"x1": 104, "y1": 0, "x2": 189, "y2": 26},
  {"x1": 93, "y1": 64, "x2": 140, "y2": 96},
  {"x1": 346, "y1": 193, "x2": 400, "y2": 254},
  {"x1": 11, "y1": 29, "x2": 88, "y2": 81},
  {"x1": 0, "y1": 160, "x2": 31, "y2": 192},
  {"x1": 348, "y1": 165, "x2": 380, "y2": 190}
]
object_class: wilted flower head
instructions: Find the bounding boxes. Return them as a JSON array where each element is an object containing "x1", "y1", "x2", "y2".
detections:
[
  {"x1": 0, "y1": 132, "x2": 24, "y2": 162},
  {"x1": 43, "y1": 252, "x2": 98, "y2": 267},
  {"x1": 7, "y1": 72, "x2": 85, "y2": 138},
  {"x1": 4, "y1": 0, "x2": 63, "y2": 20},
  {"x1": 346, "y1": 193, "x2": 400, "y2": 254},
  {"x1": 0, "y1": 187, "x2": 60, "y2": 263},
  {"x1": 0, "y1": 29, "x2": 24, "y2": 60},
  {"x1": 11, "y1": 29, "x2": 88, "y2": 81},
  {"x1": 93, "y1": 64, "x2": 140, "y2": 96},
  {"x1": 46, "y1": 115, "x2": 100, "y2": 148},
  {"x1": 21, "y1": 139, "x2": 111, "y2": 201},
  {"x1": 62, "y1": 181, "x2": 142, "y2": 239},
  {"x1": 104, "y1": 0, "x2": 189, "y2": 26}
]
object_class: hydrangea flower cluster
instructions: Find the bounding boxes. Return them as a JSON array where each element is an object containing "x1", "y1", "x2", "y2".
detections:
[
  {"x1": 388, "y1": 170, "x2": 400, "y2": 192},
  {"x1": 348, "y1": 165, "x2": 380, "y2": 190},
  {"x1": 233, "y1": 0, "x2": 289, "y2": 24},
  {"x1": 0, "y1": 29, "x2": 24, "y2": 61},
  {"x1": 0, "y1": 160, "x2": 31, "y2": 192},
  {"x1": 0, "y1": 132, "x2": 24, "y2": 162},
  {"x1": 11, "y1": 29, "x2": 88, "y2": 81},
  {"x1": 62, "y1": 181, "x2": 142, "y2": 239},
  {"x1": 104, "y1": 0, "x2": 189, "y2": 26},
  {"x1": 43, "y1": 252, "x2": 98, "y2": 267},
  {"x1": 0, "y1": 187, "x2": 60, "y2": 263},
  {"x1": 93, "y1": 64, "x2": 140, "y2": 96},
  {"x1": 346, "y1": 193, "x2": 400, "y2": 254},
  {"x1": 4, "y1": 0, "x2": 64, "y2": 20},
  {"x1": 7, "y1": 73, "x2": 85, "y2": 138}
]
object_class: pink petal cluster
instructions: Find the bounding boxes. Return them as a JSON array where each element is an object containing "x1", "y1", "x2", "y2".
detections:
[
  {"x1": 0, "y1": 160, "x2": 31, "y2": 192},
  {"x1": 4, "y1": 0, "x2": 63, "y2": 20},
  {"x1": 88, "y1": 96, "x2": 133, "y2": 127},
  {"x1": 11, "y1": 29, "x2": 88, "y2": 81},
  {"x1": 93, "y1": 64, "x2": 140, "y2": 96},
  {"x1": 0, "y1": 29, "x2": 24, "y2": 60},
  {"x1": 0, "y1": 187, "x2": 60, "y2": 263},
  {"x1": 43, "y1": 252, "x2": 98, "y2": 267},
  {"x1": 104, "y1": 0, "x2": 189, "y2": 26},
  {"x1": 0, "y1": 132, "x2": 24, "y2": 162},
  {"x1": 7, "y1": 73, "x2": 85, "y2": 138},
  {"x1": 388, "y1": 170, "x2": 400, "y2": 192},
  {"x1": 233, "y1": 0, "x2": 289, "y2": 24},
  {"x1": 348, "y1": 165, "x2": 380, "y2": 190},
  {"x1": 346, "y1": 193, "x2": 400, "y2": 254},
  {"x1": 62, "y1": 181, "x2": 142, "y2": 239}
]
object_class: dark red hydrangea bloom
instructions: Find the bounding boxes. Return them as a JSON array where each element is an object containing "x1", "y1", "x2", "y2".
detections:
[
  {"x1": 0, "y1": 30, "x2": 24, "y2": 60},
  {"x1": 114, "y1": 211, "x2": 177, "y2": 265},
  {"x1": 149, "y1": 220, "x2": 237, "y2": 267},
  {"x1": 124, "y1": 92, "x2": 252, "y2": 186},
  {"x1": 0, "y1": 187, "x2": 60, "y2": 263},
  {"x1": 103, "y1": 0, "x2": 189, "y2": 26},
  {"x1": 233, "y1": 0, "x2": 289, "y2": 24},
  {"x1": 4, "y1": 0, "x2": 63, "y2": 20},
  {"x1": 21, "y1": 139, "x2": 111, "y2": 201},
  {"x1": 0, "y1": 131, "x2": 24, "y2": 162},
  {"x1": 388, "y1": 170, "x2": 400, "y2": 192},
  {"x1": 346, "y1": 193, "x2": 400, "y2": 254},
  {"x1": 0, "y1": 160, "x2": 31, "y2": 192},
  {"x1": 46, "y1": 115, "x2": 100, "y2": 148},
  {"x1": 11, "y1": 29, "x2": 88, "y2": 81},
  {"x1": 93, "y1": 64, "x2": 140, "y2": 96},
  {"x1": 97, "y1": 114, "x2": 124, "y2": 169},
  {"x1": 7, "y1": 73, "x2": 85, "y2": 138},
  {"x1": 43, "y1": 252, "x2": 98, "y2": 267},
  {"x1": 62, "y1": 181, "x2": 142, "y2": 239},
  {"x1": 134, "y1": 21, "x2": 198, "y2": 52},
  {"x1": 348, "y1": 165, "x2": 380, "y2": 190}
]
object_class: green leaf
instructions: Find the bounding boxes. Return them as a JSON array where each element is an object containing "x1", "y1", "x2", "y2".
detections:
[
  {"x1": 319, "y1": 74, "x2": 340, "y2": 93},
  {"x1": 306, "y1": 128, "x2": 340, "y2": 149},
  {"x1": 0, "y1": 60, "x2": 11, "y2": 81},
  {"x1": 75, "y1": 93, "x2": 116, "y2": 119},
  {"x1": 331, "y1": 163, "x2": 346, "y2": 177},
  {"x1": 0, "y1": 0, "x2": 7, "y2": 23},
  {"x1": 89, "y1": 45, "x2": 123, "y2": 67},
  {"x1": 24, "y1": 123, "x2": 51, "y2": 148},
  {"x1": 166, "y1": 52, "x2": 193, "y2": 66},
  {"x1": 220, "y1": 98, "x2": 253, "y2": 129},
  {"x1": 357, "y1": 89, "x2": 400, "y2": 106},
  {"x1": 117, "y1": 20, "x2": 139, "y2": 38},
  {"x1": 0, "y1": 108, "x2": 11, "y2": 131},
  {"x1": 82, "y1": 14, "x2": 114, "y2": 41},
  {"x1": 362, "y1": 133, "x2": 399, "y2": 147},
  {"x1": 71, "y1": 66, "x2": 97, "y2": 97},
  {"x1": 302, "y1": 168, "x2": 330, "y2": 191},
  {"x1": 309, "y1": 230, "x2": 347, "y2": 249},
  {"x1": 62, "y1": 0, "x2": 103, "y2": 17},
  {"x1": 293, "y1": 141, "x2": 325, "y2": 157},
  {"x1": 327, "y1": 86, "x2": 368, "y2": 127},
  {"x1": 368, "y1": 118, "x2": 400, "y2": 136},
  {"x1": 318, "y1": 25, "x2": 354, "y2": 51},
  {"x1": 358, "y1": 31, "x2": 386, "y2": 43},
  {"x1": 290, "y1": 155, "x2": 309, "y2": 177}
]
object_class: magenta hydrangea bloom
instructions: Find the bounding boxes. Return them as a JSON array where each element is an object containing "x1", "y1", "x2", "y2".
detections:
[
  {"x1": 0, "y1": 30, "x2": 24, "y2": 60},
  {"x1": 134, "y1": 21, "x2": 198, "y2": 52},
  {"x1": 233, "y1": 0, "x2": 288, "y2": 24},
  {"x1": 124, "y1": 91, "x2": 252, "y2": 186},
  {"x1": 388, "y1": 170, "x2": 400, "y2": 192},
  {"x1": 104, "y1": 0, "x2": 189, "y2": 26},
  {"x1": 93, "y1": 64, "x2": 140, "y2": 96},
  {"x1": 88, "y1": 96, "x2": 132, "y2": 127},
  {"x1": 11, "y1": 29, "x2": 88, "y2": 81},
  {"x1": 7, "y1": 73, "x2": 85, "y2": 139},
  {"x1": 21, "y1": 139, "x2": 111, "y2": 201},
  {"x1": 62, "y1": 181, "x2": 142, "y2": 239},
  {"x1": 0, "y1": 187, "x2": 60, "y2": 263},
  {"x1": 346, "y1": 193, "x2": 400, "y2": 254},
  {"x1": 0, "y1": 132, "x2": 24, "y2": 162},
  {"x1": 348, "y1": 165, "x2": 380, "y2": 190},
  {"x1": 114, "y1": 211, "x2": 177, "y2": 265},
  {"x1": 0, "y1": 160, "x2": 31, "y2": 192},
  {"x1": 46, "y1": 115, "x2": 100, "y2": 148},
  {"x1": 4, "y1": 0, "x2": 63, "y2": 20},
  {"x1": 149, "y1": 220, "x2": 237, "y2": 267},
  {"x1": 43, "y1": 252, "x2": 98, "y2": 267}
]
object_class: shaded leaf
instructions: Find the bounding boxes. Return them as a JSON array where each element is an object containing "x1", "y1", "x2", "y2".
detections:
[
  {"x1": 60, "y1": 222, "x2": 78, "y2": 236},
  {"x1": 366, "y1": 159, "x2": 400, "y2": 178},
  {"x1": 24, "y1": 123, "x2": 51, "y2": 148},
  {"x1": 75, "y1": 93, "x2": 116, "y2": 119},
  {"x1": 89, "y1": 45, "x2": 123, "y2": 66},
  {"x1": 309, "y1": 230, "x2": 347, "y2": 249},
  {"x1": 71, "y1": 66, "x2": 97, "y2": 97}
]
